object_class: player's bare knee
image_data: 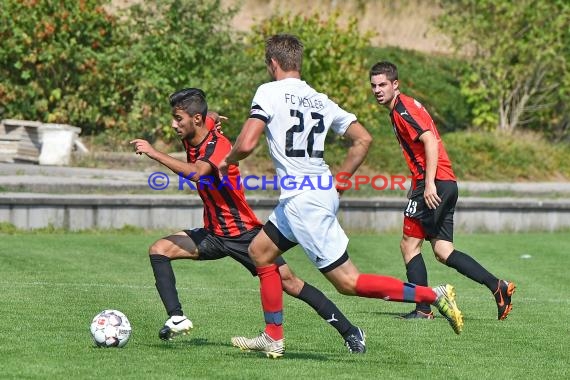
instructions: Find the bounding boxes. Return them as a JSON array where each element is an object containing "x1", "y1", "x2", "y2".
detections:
[
  {"x1": 247, "y1": 244, "x2": 262, "y2": 262},
  {"x1": 149, "y1": 238, "x2": 193, "y2": 259},
  {"x1": 431, "y1": 240, "x2": 454, "y2": 263},
  {"x1": 248, "y1": 244, "x2": 274, "y2": 266},
  {"x1": 400, "y1": 238, "x2": 420, "y2": 262},
  {"x1": 148, "y1": 239, "x2": 169, "y2": 256}
]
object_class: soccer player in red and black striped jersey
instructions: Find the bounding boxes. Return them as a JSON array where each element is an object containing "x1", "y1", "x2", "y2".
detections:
[
  {"x1": 130, "y1": 88, "x2": 364, "y2": 350},
  {"x1": 369, "y1": 61, "x2": 516, "y2": 321}
]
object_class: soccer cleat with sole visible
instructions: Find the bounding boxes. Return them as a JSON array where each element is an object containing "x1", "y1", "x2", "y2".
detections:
[
  {"x1": 400, "y1": 309, "x2": 435, "y2": 320},
  {"x1": 344, "y1": 327, "x2": 366, "y2": 353},
  {"x1": 159, "y1": 315, "x2": 193, "y2": 341},
  {"x1": 432, "y1": 284, "x2": 464, "y2": 335},
  {"x1": 494, "y1": 280, "x2": 516, "y2": 320},
  {"x1": 231, "y1": 332, "x2": 284, "y2": 359}
]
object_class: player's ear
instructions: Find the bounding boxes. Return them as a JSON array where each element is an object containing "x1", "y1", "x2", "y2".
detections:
[
  {"x1": 393, "y1": 79, "x2": 399, "y2": 91},
  {"x1": 192, "y1": 113, "x2": 203, "y2": 126},
  {"x1": 266, "y1": 57, "x2": 278, "y2": 72}
]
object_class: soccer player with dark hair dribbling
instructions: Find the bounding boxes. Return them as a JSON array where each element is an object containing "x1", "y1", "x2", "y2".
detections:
[
  {"x1": 369, "y1": 61, "x2": 516, "y2": 321},
  {"x1": 220, "y1": 34, "x2": 464, "y2": 359},
  {"x1": 130, "y1": 88, "x2": 369, "y2": 353}
]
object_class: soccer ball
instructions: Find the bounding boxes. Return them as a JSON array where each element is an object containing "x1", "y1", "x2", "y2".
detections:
[{"x1": 90, "y1": 309, "x2": 132, "y2": 348}]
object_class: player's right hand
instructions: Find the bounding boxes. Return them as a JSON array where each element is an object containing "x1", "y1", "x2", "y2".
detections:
[
  {"x1": 130, "y1": 139, "x2": 154, "y2": 156},
  {"x1": 424, "y1": 181, "x2": 441, "y2": 209}
]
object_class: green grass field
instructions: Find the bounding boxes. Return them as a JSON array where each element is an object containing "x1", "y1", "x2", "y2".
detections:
[{"x1": 1, "y1": 231, "x2": 568, "y2": 379}]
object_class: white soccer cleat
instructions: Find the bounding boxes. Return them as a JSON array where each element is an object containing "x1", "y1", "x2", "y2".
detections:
[
  {"x1": 231, "y1": 332, "x2": 284, "y2": 358},
  {"x1": 159, "y1": 315, "x2": 193, "y2": 341}
]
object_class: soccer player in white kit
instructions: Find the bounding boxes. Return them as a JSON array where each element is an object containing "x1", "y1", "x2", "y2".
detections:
[{"x1": 220, "y1": 34, "x2": 464, "y2": 358}]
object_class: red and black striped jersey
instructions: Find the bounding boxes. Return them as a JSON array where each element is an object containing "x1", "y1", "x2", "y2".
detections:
[
  {"x1": 182, "y1": 130, "x2": 262, "y2": 237},
  {"x1": 390, "y1": 94, "x2": 456, "y2": 186}
]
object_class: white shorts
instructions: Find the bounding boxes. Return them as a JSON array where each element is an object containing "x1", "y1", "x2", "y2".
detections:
[{"x1": 268, "y1": 187, "x2": 349, "y2": 269}]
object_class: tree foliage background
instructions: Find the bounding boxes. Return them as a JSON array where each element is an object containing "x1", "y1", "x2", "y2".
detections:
[
  {"x1": 0, "y1": 0, "x2": 382, "y2": 149},
  {"x1": 0, "y1": 0, "x2": 125, "y2": 135},
  {"x1": 436, "y1": 0, "x2": 570, "y2": 140},
  {"x1": 0, "y1": 0, "x2": 568, "y2": 178},
  {"x1": 0, "y1": 0, "x2": 248, "y2": 147}
]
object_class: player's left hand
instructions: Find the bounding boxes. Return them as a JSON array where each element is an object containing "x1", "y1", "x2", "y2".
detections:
[
  {"x1": 214, "y1": 115, "x2": 228, "y2": 134},
  {"x1": 424, "y1": 182, "x2": 441, "y2": 209},
  {"x1": 207, "y1": 111, "x2": 228, "y2": 134}
]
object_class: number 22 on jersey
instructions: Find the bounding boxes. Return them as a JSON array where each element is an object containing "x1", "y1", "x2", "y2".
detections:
[{"x1": 285, "y1": 109, "x2": 325, "y2": 158}]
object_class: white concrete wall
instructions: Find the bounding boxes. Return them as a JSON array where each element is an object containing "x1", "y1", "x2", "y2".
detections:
[{"x1": 1, "y1": 194, "x2": 569, "y2": 232}]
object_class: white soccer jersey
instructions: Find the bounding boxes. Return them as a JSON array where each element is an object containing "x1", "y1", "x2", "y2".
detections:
[{"x1": 249, "y1": 78, "x2": 357, "y2": 198}]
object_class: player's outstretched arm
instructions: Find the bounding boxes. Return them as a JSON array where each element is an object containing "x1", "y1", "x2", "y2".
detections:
[{"x1": 130, "y1": 138, "x2": 212, "y2": 179}]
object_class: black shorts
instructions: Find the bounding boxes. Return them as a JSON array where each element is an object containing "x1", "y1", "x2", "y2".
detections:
[
  {"x1": 404, "y1": 180, "x2": 458, "y2": 242},
  {"x1": 185, "y1": 227, "x2": 286, "y2": 276}
]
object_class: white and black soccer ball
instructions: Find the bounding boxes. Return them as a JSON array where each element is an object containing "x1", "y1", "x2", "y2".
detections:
[{"x1": 90, "y1": 309, "x2": 132, "y2": 348}]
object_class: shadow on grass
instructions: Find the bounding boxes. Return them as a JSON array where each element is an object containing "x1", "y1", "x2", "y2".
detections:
[
  {"x1": 226, "y1": 350, "x2": 330, "y2": 361},
  {"x1": 144, "y1": 337, "x2": 216, "y2": 349},
  {"x1": 145, "y1": 338, "x2": 331, "y2": 361},
  {"x1": 366, "y1": 311, "x2": 405, "y2": 317},
  {"x1": 367, "y1": 309, "x2": 497, "y2": 324}
]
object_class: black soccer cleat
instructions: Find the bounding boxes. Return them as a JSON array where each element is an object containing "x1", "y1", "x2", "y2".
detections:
[
  {"x1": 494, "y1": 280, "x2": 516, "y2": 320},
  {"x1": 344, "y1": 327, "x2": 366, "y2": 353}
]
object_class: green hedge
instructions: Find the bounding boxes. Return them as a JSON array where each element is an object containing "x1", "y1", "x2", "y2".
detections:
[
  {"x1": 0, "y1": 0, "x2": 126, "y2": 133},
  {"x1": 445, "y1": 131, "x2": 570, "y2": 180}
]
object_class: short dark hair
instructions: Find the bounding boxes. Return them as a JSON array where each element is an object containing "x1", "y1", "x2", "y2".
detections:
[
  {"x1": 369, "y1": 61, "x2": 398, "y2": 82},
  {"x1": 265, "y1": 34, "x2": 304, "y2": 72},
  {"x1": 168, "y1": 88, "x2": 208, "y2": 117}
]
